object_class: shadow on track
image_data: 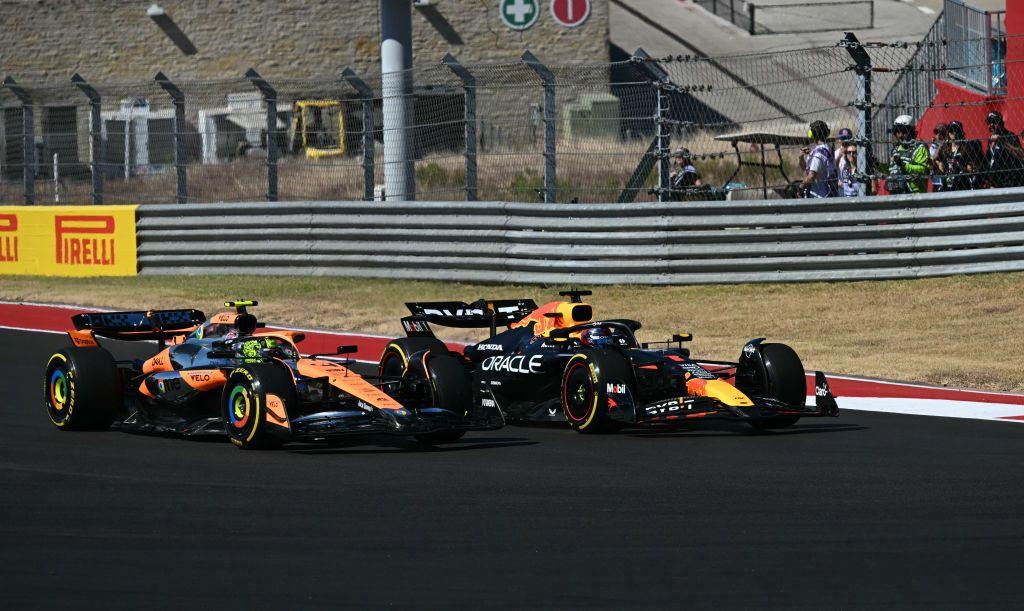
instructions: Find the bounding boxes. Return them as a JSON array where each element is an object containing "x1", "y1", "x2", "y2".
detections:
[
  {"x1": 285, "y1": 436, "x2": 537, "y2": 455},
  {"x1": 626, "y1": 421, "x2": 868, "y2": 438}
]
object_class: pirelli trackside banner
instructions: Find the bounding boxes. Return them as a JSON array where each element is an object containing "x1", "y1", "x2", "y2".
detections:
[{"x1": 0, "y1": 206, "x2": 138, "y2": 276}]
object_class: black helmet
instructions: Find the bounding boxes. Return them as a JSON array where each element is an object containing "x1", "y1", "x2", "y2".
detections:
[
  {"x1": 949, "y1": 120, "x2": 965, "y2": 138},
  {"x1": 808, "y1": 120, "x2": 830, "y2": 141}
]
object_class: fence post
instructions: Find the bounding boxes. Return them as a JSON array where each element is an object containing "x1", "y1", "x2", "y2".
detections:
[
  {"x1": 71, "y1": 74, "x2": 103, "y2": 204},
  {"x1": 843, "y1": 32, "x2": 875, "y2": 196},
  {"x1": 749, "y1": 4, "x2": 756, "y2": 35},
  {"x1": 633, "y1": 49, "x2": 672, "y2": 203},
  {"x1": 2, "y1": 77, "x2": 34, "y2": 205},
  {"x1": 522, "y1": 51, "x2": 556, "y2": 203},
  {"x1": 442, "y1": 53, "x2": 478, "y2": 202},
  {"x1": 155, "y1": 72, "x2": 187, "y2": 204},
  {"x1": 245, "y1": 68, "x2": 278, "y2": 202},
  {"x1": 342, "y1": 67, "x2": 376, "y2": 202}
]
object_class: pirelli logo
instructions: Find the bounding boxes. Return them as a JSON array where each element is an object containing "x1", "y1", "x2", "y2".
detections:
[
  {"x1": 0, "y1": 214, "x2": 17, "y2": 263},
  {"x1": 55, "y1": 215, "x2": 116, "y2": 266},
  {"x1": 0, "y1": 205, "x2": 137, "y2": 277}
]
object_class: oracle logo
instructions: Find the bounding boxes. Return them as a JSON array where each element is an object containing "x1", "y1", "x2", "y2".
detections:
[
  {"x1": 55, "y1": 215, "x2": 116, "y2": 266},
  {"x1": 0, "y1": 214, "x2": 17, "y2": 263}
]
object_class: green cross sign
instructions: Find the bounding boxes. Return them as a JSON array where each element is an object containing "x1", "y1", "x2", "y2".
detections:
[{"x1": 500, "y1": 0, "x2": 539, "y2": 30}]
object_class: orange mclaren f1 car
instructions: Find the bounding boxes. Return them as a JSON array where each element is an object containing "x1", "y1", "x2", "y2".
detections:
[{"x1": 43, "y1": 301, "x2": 503, "y2": 449}]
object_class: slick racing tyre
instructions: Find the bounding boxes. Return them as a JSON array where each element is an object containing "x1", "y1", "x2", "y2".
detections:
[
  {"x1": 222, "y1": 363, "x2": 295, "y2": 450},
  {"x1": 415, "y1": 353, "x2": 472, "y2": 445},
  {"x1": 561, "y1": 350, "x2": 634, "y2": 434},
  {"x1": 749, "y1": 343, "x2": 806, "y2": 430},
  {"x1": 378, "y1": 337, "x2": 449, "y2": 380},
  {"x1": 44, "y1": 347, "x2": 121, "y2": 431}
]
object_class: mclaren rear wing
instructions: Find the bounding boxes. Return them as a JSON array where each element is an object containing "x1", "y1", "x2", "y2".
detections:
[
  {"x1": 71, "y1": 309, "x2": 206, "y2": 344},
  {"x1": 403, "y1": 299, "x2": 538, "y2": 337}
]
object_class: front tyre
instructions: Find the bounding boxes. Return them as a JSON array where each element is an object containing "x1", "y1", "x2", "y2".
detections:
[
  {"x1": 414, "y1": 353, "x2": 471, "y2": 445},
  {"x1": 222, "y1": 363, "x2": 295, "y2": 450},
  {"x1": 44, "y1": 347, "x2": 121, "y2": 431},
  {"x1": 749, "y1": 343, "x2": 806, "y2": 430},
  {"x1": 561, "y1": 350, "x2": 634, "y2": 434},
  {"x1": 378, "y1": 337, "x2": 449, "y2": 380}
]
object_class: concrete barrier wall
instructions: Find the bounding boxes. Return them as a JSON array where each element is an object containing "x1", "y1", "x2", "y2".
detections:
[{"x1": 136, "y1": 188, "x2": 1024, "y2": 284}]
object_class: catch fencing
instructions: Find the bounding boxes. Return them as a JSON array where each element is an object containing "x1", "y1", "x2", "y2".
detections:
[
  {"x1": 135, "y1": 187, "x2": 1024, "y2": 284},
  {"x1": 0, "y1": 21, "x2": 1020, "y2": 206}
]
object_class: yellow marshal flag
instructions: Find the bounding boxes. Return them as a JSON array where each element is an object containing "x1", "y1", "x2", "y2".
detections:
[{"x1": 0, "y1": 205, "x2": 138, "y2": 276}]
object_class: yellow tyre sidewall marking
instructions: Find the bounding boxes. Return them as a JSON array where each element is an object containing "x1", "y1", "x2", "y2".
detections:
[
  {"x1": 46, "y1": 353, "x2": 73, "y2": 428},
  {"x1": 565, "y1": 354, "x2": 600, "y2": 430},
  {"x1": 392, "y1": 343, "x2": 409, "y2": 372},
  {"x1": 245, "y1": 391, "x2": 263, "y2": 444},
  {"x1": 238, "y1": 369, "x2": 263, "y2": 445}
]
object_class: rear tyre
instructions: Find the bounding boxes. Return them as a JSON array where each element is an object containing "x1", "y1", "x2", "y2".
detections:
[
  {"x1": 44, "y1": 347, "x2": 121, "y2": 431},
  {"x1": 378, "y1": 337, "x2": 449, "y2": 380},
  {"x1": 749, "y1": 343, "x2": 805, "y2": 430},
  {"x1": 414, "y1": 353, "x2": 471, "y2": 445},
  {"x1": 561, "y1": 350, "x2": 634, "y2": 434},
  {"x1": 222, "y1": 363, "x2": 295, "y2": 450}
]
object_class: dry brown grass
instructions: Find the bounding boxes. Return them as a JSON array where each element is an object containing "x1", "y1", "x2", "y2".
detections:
[
  {"x1": 2, "y1": 273, "x2": 1022, "y2": 392},
  {"x1": 34, "y1": 135, "x2": 800, "y2": 205}
]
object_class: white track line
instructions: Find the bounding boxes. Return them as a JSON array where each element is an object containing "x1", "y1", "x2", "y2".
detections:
[{"x1": 834, "y1": 396, "x2": 1024, "y2": 423}]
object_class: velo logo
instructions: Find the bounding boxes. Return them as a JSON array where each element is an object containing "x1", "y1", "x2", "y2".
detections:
[
  {"x1": 55, "y1": 215, "x2": 116, "y2": 266},
  {"x1": 0, "y1": 214, "x2": 17, "y2": 262}
]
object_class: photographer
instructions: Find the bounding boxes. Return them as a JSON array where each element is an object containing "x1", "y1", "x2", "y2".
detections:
[
  {"x1": 885, "y1": 115, "x2": 929, "y2": 195},
  {"x1": 941, "y1": 120, "x2": 983, "y2": 191},
  {"x1": 984, "y1": 111, "x2": 1024, "y2": 188}
]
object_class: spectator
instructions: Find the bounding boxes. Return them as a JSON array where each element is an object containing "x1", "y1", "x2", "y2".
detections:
[
  {"x1": 669, "y1": 147, "x2": 702, "y2": 189},
  {"x1": 885, "y1": 115, "x2": 929, "y2": 194},
  {"x1": 834, "y1": 127, "x2": 854, "y2": 165},
  {"x1": 929, "y1": 123, "x2": 949, "y2": 192},
  {"x1": 668, "y1": 147, "x2": 704, "y2": 201},
  {"x1": 799, "y1": 120, "x2": 837, "y2": 198},
  {"x1": 942, "y1": 120, "x2": 983, "y2": 191},
  {"x1": 838, "y1": 144, "x2": 863, "y2": 196},
  {"x1": 984, "y1": 110, "x2": 1024, "y2": 188}
]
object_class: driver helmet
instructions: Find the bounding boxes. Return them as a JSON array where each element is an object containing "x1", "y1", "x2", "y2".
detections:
[
  {"x1": 580, "y1": 326, "x2": 616, "y2": 347},
  {"x1": 892, "y1": 115, "x2": 916, "y2": 140}
]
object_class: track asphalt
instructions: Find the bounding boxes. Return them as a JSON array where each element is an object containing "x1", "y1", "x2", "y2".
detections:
[{"x1": 3, "y1": 328, "x2": 1024, "y2": 609}]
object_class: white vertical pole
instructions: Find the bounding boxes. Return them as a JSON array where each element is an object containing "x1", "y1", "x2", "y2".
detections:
[
  {"x1": 53, "y1": 153, "x2": 59, "y2": 204},
  {"x1": 380, "y1": 0, "x2": 415, "y2": 201}
]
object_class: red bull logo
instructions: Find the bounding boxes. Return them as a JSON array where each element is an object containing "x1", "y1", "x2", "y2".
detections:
[
  {"x1": 0, "y1": 214, "x2": 17, "y2": 263},
  {"x1": 55, "y1": 215, "x2": 115, "y2": 266}
]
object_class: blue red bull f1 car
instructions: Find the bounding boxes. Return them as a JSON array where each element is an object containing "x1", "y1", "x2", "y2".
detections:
[{"x1": 380, "y1": 290, "x2": 838, "y2": 433}]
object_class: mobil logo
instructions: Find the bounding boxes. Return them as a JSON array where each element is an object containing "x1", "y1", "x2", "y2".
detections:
[
  {"x1": 55, "y1": 214, "x2": 116, "y2": 266},
  {"x1": 0, "y1": 214, "x2": 17, "y2": 262},
  {"x1": 550, "y1": 0, "x2": 590, "y2": 28}
]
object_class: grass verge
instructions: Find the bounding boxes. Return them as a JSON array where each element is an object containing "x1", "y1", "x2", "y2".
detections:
[{"x1": 2, "y1": 273, "x2": 1021, "y2": 392}]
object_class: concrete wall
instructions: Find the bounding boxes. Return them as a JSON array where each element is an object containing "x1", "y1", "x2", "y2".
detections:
[{"x1": 0, "y1": 0, "x2": 610, "y2": 83}]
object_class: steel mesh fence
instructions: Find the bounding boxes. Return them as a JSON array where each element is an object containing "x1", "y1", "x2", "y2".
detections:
[{"x1": 1, "y1": 24, "x2": 1021, "y2": 205}]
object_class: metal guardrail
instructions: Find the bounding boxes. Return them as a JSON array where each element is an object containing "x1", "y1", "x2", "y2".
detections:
[{"x1": 135, "y1": 188, "x2": 1024, "y2": 285}]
